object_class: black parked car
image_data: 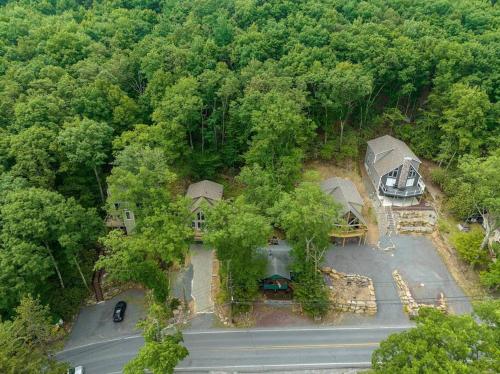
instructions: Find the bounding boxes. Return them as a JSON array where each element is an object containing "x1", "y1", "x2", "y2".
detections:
[{"x1": 113, "y1": 301, "x2": 127, "y2": 322}]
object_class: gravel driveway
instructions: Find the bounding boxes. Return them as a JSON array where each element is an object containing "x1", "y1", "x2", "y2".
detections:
[
  {"x1": 325, "y1": 235, "x2": 472, "y2": 326},
  {"x1": 64, "y1": 289, "x2": 146, "y2": 349}
]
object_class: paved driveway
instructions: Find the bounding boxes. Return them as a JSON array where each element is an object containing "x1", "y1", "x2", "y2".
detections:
[
  {"x1": 190, "y1": 244, "x2": 214, "y2": 314},
  {"x1": 325, "y1": 235, "x2": 472, "y2": 326},
  {"x1": 64, "y1": 289, "x2": 146, "y2": 349}
]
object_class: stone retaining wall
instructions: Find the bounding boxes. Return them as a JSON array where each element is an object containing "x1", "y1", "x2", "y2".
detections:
[
  {"x1": 395, "y1": 209, "x2": 437, "y2": 234},
  {"x1": 322, "y1": 267, "x2": 377, "y2": 315},
  {"x1": 392, "y1": 269, "x2": 447, "y2": 317}
]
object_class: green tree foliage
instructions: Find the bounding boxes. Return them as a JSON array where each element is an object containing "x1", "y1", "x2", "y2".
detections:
[
  {"x1": 451, "y1": 229, "x2": 488, "y2": 268},
  {"x1": 0, "y1": 295, "x2": 67, "y2": 374},
  {"x1": 237, "y1": 164, "x2": 282, "y2": 214},
  {"x1": 271, "y1": 181, "x2": 341, "y2": 317},
  {"x1": 447, "y1": 152, "x2": 500, "y2": 254},
  {"x1": 57, "y1": 117, "x2": 114, "y2": 203},
  {"x1": 372, "y1": 303, "x2": 500, "y2": 373},
  {"x1": 244, "y1": 90, "x2": 314, "y2": 187},
  {"x1": 124, "y1": 301, "x2": 188, "y2": 374},
  {"x1": 96, "y1": 196, "x2": 192, "y2": 303},
  {"x1": 272, "y1": 181, "x2": 340, "y2": 271},
  {"x1": 8, "y1": 126, "x2": 58, "y2": 189},
  {"x1": 481, "y1": 258, "x2": 500, "y2": 291},
  {"x1": 96, "y1": 230, "x2": 170, "y2": 302},
  {"x1": 439, "y1": 84, "x2": 492, "y2": 162},
  {"x1": 0, "y1": 188, "x2": 102, "y2": 317},
  {"x1": 153, "y1": 76, "x2": 202, "y2": 150},
  {"x1": 0, "y1": 0, "x2": 499, "y2": 333},
  {"x1": 107, "y1": 145, "x2": 177, "y2": 218},
  {"x1": 204, "y1": 199, "x2": 271, "y2": 312}
]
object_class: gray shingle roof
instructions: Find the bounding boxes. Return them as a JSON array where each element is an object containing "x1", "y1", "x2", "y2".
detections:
[
  {"x1": 367, "y1": 135, "x2": 420, "y2": 177},
  {"x1": 261, "y1": 241, "x2": 292, "y2": 280},
  {"x1": 321, "y1": 177, "x2": 366, "y2": 226},
  {"x1": 186, "y1": 180, "x2": 223, "y2": 201}
]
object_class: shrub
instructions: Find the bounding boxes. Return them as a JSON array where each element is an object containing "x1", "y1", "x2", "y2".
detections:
[
  {"x1": 480, "y1": 243, "x2": 500, "y2": 290},
  {"x1": 480, "y1": 261, "x2": 500, "y2": 291},
  {"x1": 437, "y1": 218, "x2": 451, "y2": 234},
  {"x1": 451, "y1": 230, "x2": 488, "y2": 267}
]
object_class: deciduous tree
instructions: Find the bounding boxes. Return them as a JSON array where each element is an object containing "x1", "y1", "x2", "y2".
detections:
[
  {"x1": 271, "y1": 181, "x2": 341, "y2": 317},
  {"x1": 57, "y1": 117, "x2": 114, "y2": 203},
  {"x1": 372, "y1": 304, "x2": 499, "y2": 373},
  {"x1": 124, "y1": 302, "x2": 188, "y2": 374},
  {"x1": 205, "y1": 198, "x2": 271, "y2": 311}
]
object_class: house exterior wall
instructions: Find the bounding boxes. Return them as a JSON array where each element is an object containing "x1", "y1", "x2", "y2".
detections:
[
  {"x1": 123, "y1": 209, "x2": 136, "y2": 235},
  {"x1": 107, "y1": 201, "x2": 136, "y2": 235},
  {"x1": 380, "y1": 166, "x2": 420, "y2": 189},
  {"x1": 381, "y1": 165, "x2": 402, "y2": 188}
]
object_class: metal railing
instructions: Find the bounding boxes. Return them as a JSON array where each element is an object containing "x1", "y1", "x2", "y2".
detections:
[{"x1": 379, "y1": 183, "x2": 424, "y2": 198}]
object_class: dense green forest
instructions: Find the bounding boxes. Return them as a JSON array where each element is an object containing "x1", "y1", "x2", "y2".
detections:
[{"x1": 0, "y1": 0, "x2": 499, "y2": 324}]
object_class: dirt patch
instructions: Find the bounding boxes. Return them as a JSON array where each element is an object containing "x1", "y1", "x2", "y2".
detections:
[
  {"x1": 305, "y1": 160, "x2": 379, "y2": 245},
  {"x1": 252, "y1": 303, "x2": 312, "y2": 327},
  {"x1": 419, "y1": 160, "x2": 445, "y2": 210}
]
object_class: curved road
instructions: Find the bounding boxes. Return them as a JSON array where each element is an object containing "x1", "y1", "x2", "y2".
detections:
[{"x1": 57, "y1": 325, "x2": 412, "y2": 373}]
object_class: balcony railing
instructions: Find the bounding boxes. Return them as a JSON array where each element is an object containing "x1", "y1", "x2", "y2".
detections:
[{"x1": 379, "y1": 182, "x2": 425, "y2": 198}]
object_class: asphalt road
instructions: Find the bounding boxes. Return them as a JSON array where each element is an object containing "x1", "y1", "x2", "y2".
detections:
[{"x1": 57, "y1": 325, "x2": 411, "y2": 373}]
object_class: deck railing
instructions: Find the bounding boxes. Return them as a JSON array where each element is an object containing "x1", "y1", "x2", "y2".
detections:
[{"x1": 379, "y1": 182, "x2": 425, "y2": 198}]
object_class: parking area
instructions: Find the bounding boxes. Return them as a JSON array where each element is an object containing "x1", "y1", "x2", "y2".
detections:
[
  {"x1": 64, "y1": 288, "x2": 147, "y2": 349},
  {"x1": 325, "y1": 235, "x2": 472, "y2": 326}
]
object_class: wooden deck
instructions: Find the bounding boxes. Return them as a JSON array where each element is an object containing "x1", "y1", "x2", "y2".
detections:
[{"x1": 330, "y1": 227, "x2": 368, "y2": 246}]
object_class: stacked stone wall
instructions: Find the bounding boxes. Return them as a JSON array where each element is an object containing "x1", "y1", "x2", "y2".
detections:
[{"x1": 392, "y1": 269, "x2": 447, "y2": 317}]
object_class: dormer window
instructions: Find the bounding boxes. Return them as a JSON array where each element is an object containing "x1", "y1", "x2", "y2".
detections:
[{"x1": 408, "y1": 167, "x2": 417, "y2": 178}]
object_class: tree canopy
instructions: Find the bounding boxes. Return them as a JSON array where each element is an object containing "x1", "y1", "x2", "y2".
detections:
[
  {"x1": 372, "y1": 301, "x2": 500, "y2": 373},
  {"x1": 0, "y1": 0, "x2": 498, "y2": 366}
]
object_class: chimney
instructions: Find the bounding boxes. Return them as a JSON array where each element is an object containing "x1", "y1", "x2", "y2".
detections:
[{"x1": 397, "y1": 157, "x2": 412, "y2": 189}]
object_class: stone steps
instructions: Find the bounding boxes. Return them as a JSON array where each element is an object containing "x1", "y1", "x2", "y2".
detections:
[{"x1": 384, "y1": 206, "x2": 396, "y2": 233}]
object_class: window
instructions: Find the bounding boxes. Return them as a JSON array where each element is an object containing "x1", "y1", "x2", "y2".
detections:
[
  {"x1": 125, "y1": 210, "x2": 131, "y2": 220},
  {"x1": 408, "y1": 166, "x2": 417, "y2": 178},
  {"x1": 114, "y1": 202, "x2": 119, "y2": 209},
  {"x1": 388, "y1": 168, "x2": 398, "y2": 178},
  {"x1": 194, "y1": 211, "x2": 205, "y2": 230}
]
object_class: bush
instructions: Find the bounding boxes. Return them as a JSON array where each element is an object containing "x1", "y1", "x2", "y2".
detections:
[
  {"x1": 480, "y1": 243, "x2": 500, "y2": 290},
  {"x1": 451, "y1": 230, "x2": 488, "y2": 267},
  {"x1": 293, "y1": 271, "x2": 330, "y2": 318},
  {"x1": 480, "y1": 261, "x2": 500, "y2": 291},
  {"x1": 319, "y1": 139, "x2": 336, "y2": 160},
  {"x1": 437, "y1": 218, "x2": 451, "y2": 234}
]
